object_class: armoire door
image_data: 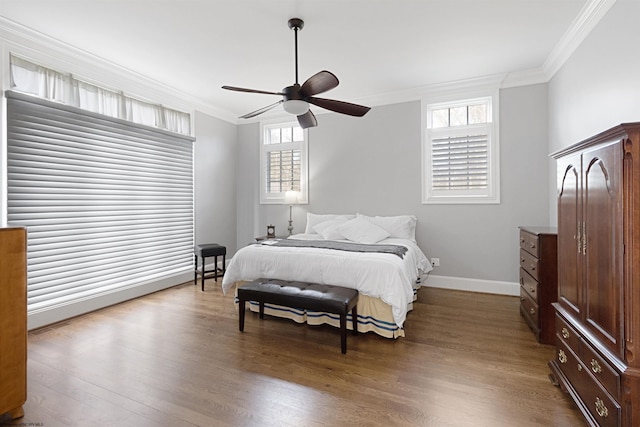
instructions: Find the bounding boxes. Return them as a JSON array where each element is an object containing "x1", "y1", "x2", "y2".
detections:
[
  {"x1": 557, "y1": 153, "x2": 581, "y2": 319},
  {"x1": 582, "y1": 140, "x2": 624, "y2": 356}
]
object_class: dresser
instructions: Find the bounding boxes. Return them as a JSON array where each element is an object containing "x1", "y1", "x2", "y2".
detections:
[
  {"x1": 549, "y1": 123, "x2": 640, "y2": 427},
  {"x1": 518, "y1": 227, "x2": 557, "y2": 345},
  {"x1": 0, "y1": 227, "x2": 27, "y2": 420}
]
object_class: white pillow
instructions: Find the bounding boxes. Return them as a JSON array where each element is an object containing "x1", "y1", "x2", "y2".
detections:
[
  {"x1": 312, "y1": 219, "x2": 348, "y2": 240},
  {"x1": 304, "y1": 213, "x2": 355, "y2": 234},
  {"x1": 337, "y1": 217, "x2": 390, "y2": 244},
  {"x1": 357, "y1": 213, "x2": 417, "y2": 241}
]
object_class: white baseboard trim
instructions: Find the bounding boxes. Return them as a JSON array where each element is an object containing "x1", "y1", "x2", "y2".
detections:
[
  {"x1": 28, "y1": 271, "x2": 193, "y2": 331},
  {"x1": 423, "y1": 274, "x2": 519, "y2": 296}
]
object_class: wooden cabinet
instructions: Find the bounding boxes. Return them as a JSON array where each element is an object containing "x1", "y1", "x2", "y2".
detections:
[
  {"x1": 549, "y1": 123, "x2": 640, "y2": 427},
  {"x1": 0, "y1": 227, "x2": 27, "y2": 420},
  {"x1": 518, "y1": 226, "x2": 557, "y2": 344}
]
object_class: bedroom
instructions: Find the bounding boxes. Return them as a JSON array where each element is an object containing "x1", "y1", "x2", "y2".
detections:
[{"x1": 0, "y1": 0, "x2": 639, "y2": 425}]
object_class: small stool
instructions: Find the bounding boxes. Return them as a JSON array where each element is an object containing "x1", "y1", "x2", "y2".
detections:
[{"x1": 194, "y1": 243, "x2": 226, "y2": 291}]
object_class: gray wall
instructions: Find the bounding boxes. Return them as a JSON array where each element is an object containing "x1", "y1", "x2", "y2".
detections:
[
  {"x1": 194, "y1": 111, "x2": 238, "y2": 254},
  {"x1": 236, "y1": 84, "x2": 550, "y2": 285},
  {"x1": 548, "y1": 0, "x2": 640, "y2": 223}
]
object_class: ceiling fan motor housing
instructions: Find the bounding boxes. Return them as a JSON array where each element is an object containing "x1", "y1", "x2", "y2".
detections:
[
  {"x1": 288, "y1": 18, "x2": 304, "y2": 31},
  {"x1": 283, "y1": 84, "x2": 304, "y2": 101}
]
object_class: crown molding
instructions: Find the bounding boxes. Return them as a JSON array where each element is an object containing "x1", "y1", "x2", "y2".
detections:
[
  {"x1": 0, "y1": 17, "x2": 239, "y2": 125},
  {"x1": 542, "y1": 0, "x2": 617, "y2": 79},
  {"x1": 501, "y1": 68, "x2": 548, "y2": 89}
]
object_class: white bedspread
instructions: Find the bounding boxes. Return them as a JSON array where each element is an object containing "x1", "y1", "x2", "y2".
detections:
[{"x1": 221, "y1": 236, "x2": 431, "y2": 327}]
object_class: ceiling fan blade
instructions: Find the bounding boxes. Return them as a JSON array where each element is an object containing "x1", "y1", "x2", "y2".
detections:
[
  {"x1": 299, "y1": 70, "x2": 339, "y2": 97},
  {"x1": 239, "y1": 100, "x2": 283, "y2": 119},
  {"x1": 222, "y1": 85, "x2": 283, "y2": 96},
  {"x1": 308, "y1": 97, "x2": 371, "y2": 117},
  {"x1": 297, "y1": 110, "x2": 317, "y2": 129}
]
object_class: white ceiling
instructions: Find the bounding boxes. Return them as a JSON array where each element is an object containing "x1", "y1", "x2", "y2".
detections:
[{"x1": 0, "y1": 0, "x2": 595, "y2": 121}]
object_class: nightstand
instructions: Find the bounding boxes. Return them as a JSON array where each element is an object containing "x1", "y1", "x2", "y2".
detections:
[{"x1": 255, "y1": 235, "x2": 287, "y2": 242}]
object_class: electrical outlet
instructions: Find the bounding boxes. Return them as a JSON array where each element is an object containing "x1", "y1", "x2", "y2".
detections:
[{"x1": 431, "y1": 258, "x2": 440, "y2": 267}]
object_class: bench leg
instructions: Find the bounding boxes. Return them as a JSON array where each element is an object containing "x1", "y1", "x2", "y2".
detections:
[
  {"x1": 352, "y1": 305, "x2": 358, "y2": 335},
  {"x1": 340, "y1": 314, "x2": 347, "y2": 354},
  {"x1": 259, "y1": 302, "x2": 265, "y2": 319},
  {"x1": 239, "y1": 299, "x2": 246, "y2": 331}
]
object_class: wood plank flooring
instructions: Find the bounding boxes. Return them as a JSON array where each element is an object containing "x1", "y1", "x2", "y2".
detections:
[{"x1": 2, "y1": 280, "x2": 585, "y2": 426}]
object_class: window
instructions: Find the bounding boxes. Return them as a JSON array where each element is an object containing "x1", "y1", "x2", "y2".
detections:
[
  {"x1": 6, "y1": 91, "x2": 194, "y2": 325},
  {"x1": 260, "y1": 121, "x2": 308, "y2": 204},
  {"x1": 422, "y1": 95, "x2": 499, "y2": 204},
  {"x1": 10, "y1": 55, "x2": 191, "y2": 135}
]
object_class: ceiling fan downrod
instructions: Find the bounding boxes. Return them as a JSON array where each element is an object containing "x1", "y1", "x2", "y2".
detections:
[{"x1": 288, "y1": 18, "x2": 304, "y2": 85}]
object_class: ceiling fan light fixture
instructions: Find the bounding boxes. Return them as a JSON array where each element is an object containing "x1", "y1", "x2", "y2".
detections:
[
  {"x1": 283, "y1": 99, "x2": 309, "y2": 115},
  {"x1": 222, "y1": 18, "x2": 370, "y2": 127}
]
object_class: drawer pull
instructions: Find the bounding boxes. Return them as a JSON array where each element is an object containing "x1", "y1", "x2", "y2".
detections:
[
  {"x1": 558, "y1": 349, "x2": 567, "y2": 364},
  {"x1": 529, "y1": 242, "x2": 536, "y2": 249},
  {"x1": 591, "y1": 359, "x2": 602, "y2": 374},
  {"x1": 521, "y1": 258, "x2": 525, "y2": 263},
  {"x1": 529, "y1": 286, "x2": 535, "y2": 294},
  {"x1": 520, "y1": 277, "x2": 524, "y2": 285},
  {"x1": 529, "y1": 307, "x2": 536, "y2": 315},
  {"x1": 520, "y1": 238, "x2": 525, "y2": 243},
  {"x1": 577, "y1": 364, "x2": 582, "y2": 372},
  {"x1": 561, "y1": 328, "x2": 570, "y2": 339},
  {"x1": 595, "y1": 397, "x2": 609, "y2": 418},
  {"x1": 529, "y1": 265, "x2": 536, "y2": 271}
]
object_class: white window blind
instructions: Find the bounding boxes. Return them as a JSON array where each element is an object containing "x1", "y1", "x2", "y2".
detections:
[
  {"x1": 6, "y1": 91, "x2": 195, "y2": 314},
  {"x1": 267, "y1": 149, "x2": 301, "y2": 192},
  {"x1": 431, "y1": 127, "x2": 489, "y2": 190}
]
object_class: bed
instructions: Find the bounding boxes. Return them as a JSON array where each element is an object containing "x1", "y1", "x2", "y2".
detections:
[{"x1": 221, "y1": 213, "x2": 432, "y2": 338}]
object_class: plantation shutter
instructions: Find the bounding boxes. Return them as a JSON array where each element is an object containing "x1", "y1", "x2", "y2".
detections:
[
  {"x1": 267, "y1": 149, "x2": 301, "y2": 192},
  {"x1": 431, "y1": 131, "x2": 489, "y2": 190},
  {"x1": 6, "y1": 91, "x2": 195, "y2": 314}
]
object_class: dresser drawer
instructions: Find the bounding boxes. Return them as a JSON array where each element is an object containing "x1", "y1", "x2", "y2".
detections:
[
  {"x1": 555, "y1": 338, "x2": 621, "y2": 427},
  {"x1": 519, "y1": 249, "x2": 539, "y2": 280},
  {"x1": 519, "y1": 268, "x2": 538, "y2": 301},
  {"x1": 555, "y1": 312, "x2": 580, "y2": 353},
  {"x1": 519, "y1": 230, "x2": 539, "y2": 257},
  {"x1": 580, "y1": 338, "x2": 621, "y2": 400},
  {"x1": 520, "y1": 288, "x2": 539, "y2": 327}
]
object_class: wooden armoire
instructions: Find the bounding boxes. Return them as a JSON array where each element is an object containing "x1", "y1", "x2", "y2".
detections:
[
  {"x1": 0, "y1": 227, "x2": 27, "y2": 420},
  {"x1": 549, "y1": 123, "x2": 640, "y2": 427}
]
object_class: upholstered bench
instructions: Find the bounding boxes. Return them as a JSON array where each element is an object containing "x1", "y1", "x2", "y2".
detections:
[{"x1": 237, "y1": 278, "x2": 359, "y2": 354}]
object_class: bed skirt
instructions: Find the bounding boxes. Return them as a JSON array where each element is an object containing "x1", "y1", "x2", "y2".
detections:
[{"x1": 232, "y1": 281, "x2": 418, "y2": 339}]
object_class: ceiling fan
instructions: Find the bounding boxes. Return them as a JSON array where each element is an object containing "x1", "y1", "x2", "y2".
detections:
[{"x1": 222, "y1": 18, "x2": 371, "y2": 129}]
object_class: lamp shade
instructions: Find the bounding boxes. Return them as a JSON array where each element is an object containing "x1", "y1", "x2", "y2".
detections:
[
  {"x1": 283, "y1": 100, "x2": 309, "y2": 115},
  {"x1": 285, "y1": 190, "x2": 300, "y2": 204}
]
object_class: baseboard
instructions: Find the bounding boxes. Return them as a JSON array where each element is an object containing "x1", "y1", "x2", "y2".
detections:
[
  {"x1": 28, "y1": 271, "x2": 193, "y2": 330},
  {"x1": 424, "y1": 274, "x2": 519, "y2": 296}
]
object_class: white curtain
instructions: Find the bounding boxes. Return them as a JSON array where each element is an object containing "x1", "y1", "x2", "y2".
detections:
[{"x1": 10, "y1": 55, "x2": 191, "y2": 135}]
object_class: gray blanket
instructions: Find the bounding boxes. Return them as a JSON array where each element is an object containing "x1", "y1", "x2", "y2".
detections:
[{"x1": 258, "y1": 239, "x2": 408, "y2": 259}]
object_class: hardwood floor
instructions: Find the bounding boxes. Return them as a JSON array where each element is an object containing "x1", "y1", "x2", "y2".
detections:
[{"x1": 2, "y1": 281, "x2": 585, "y2": 427}]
